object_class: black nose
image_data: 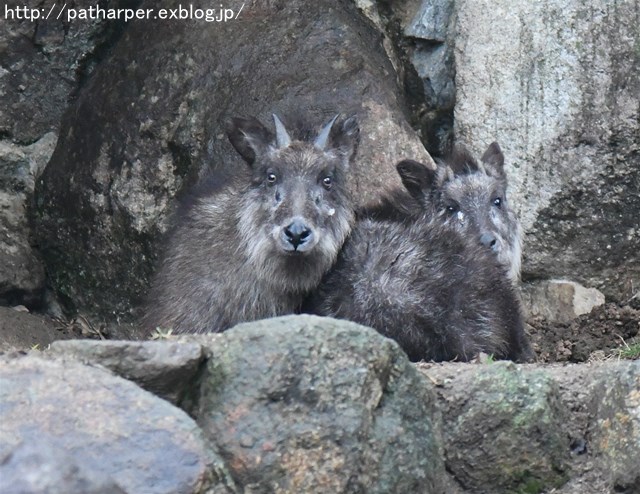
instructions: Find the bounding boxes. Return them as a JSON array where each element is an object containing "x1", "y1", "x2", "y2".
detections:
[
  {"x1": 283, "y1": 220, "x2": 313, "y2": 250},
  {"x1": 480, "y1": 233, "x2": 497, "y2": 248}
]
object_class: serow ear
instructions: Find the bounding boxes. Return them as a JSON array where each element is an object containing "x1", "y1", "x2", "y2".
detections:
[
  {"x1": 396, "y1": 159, "x2": 436, "y2": 202},
  {"x1": 481, "y1": 142, "x2": 505, "y2": 177},
  {"x1": 226, "y1": 117, "x2": 274, "y2": 166},
  {"x1": 315, "y1": 114, "x2": 360, "y2": 162}
]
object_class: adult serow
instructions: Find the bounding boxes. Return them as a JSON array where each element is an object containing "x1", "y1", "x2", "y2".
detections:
[{"x1": 143, "y1": 113, "x2": 359, "y2": 334}]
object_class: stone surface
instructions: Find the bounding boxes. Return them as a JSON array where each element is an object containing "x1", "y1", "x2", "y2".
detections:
[
  {"x1": 0, "y1": 354, "x2": 235, "y2": 494},
  {"x1": 589, "y1": 361, "x2": 640, "y2": 492},
  {"x1": 377, "y1": 0, "x2": 456, "y2": 157},
  {"x1": 1, "y1": 315, "x2": 640, "y2": 493},
  {"x1": 422, "y1": 360, "x2": 640, "y2": 494},
  {"x1": 33, "y1": 0, "x2": 432, "y2": 323},
  {"x1": 194, "y1": 315, "x2": 447, "y2": 493},
  {"x1": 1, "y1": 0, "x2": 136, "y2": 307},
  {"x1": 0, "y1": 133, "x2": 56, "y2": 305},
  {"x1": 49, "y1": 339, "x2": 206, "y2": 408},
  {"x1": 0, "y1": 0, "x2": 135, "y2": 143},
  {"x1": 453, "y1": 0, "x2": 640, "y2": 302},
  {"x1": 0, "y1": 441, "x2": 127, "y2": 494},
  {"x1": 421, "y1": 362, "x2": 570, "y2": 493},
  {"x1": 521, "y1": 279, "x2": 606, "y2": 323}
]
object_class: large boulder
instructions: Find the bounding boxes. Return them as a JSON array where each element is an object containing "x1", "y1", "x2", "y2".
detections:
[
  {"x1": 0, "y1": 354, "x2": 235, "y2": 493},
  {"x1": 589, "y1": 361, "x2": 640, "y2": 492},
  {"x1": 0, "y1": 0, "x2": 139, "y2": 307},
  {"x1": 33, "y1": 0, "x2": 432, "y2": 322},
  {"x1": 421, "y1": 362, "x2": 570, "y2": 493},
  {"x1": 451, "y1": 0, "x2": 639, "y2": 302},
  {"x1": 193, "y1": 315, "x2": 447, "y2": 493}
]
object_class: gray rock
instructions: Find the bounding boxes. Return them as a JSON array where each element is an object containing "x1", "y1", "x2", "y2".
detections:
[
  {"x1": 0, "y1": 0, "x2": 144, "y2": 309},
  {"x1": 521, "y1": 279, "x2": 606, "y2": 323},
  {"x1": 0, "y1": 0, "x2": 135, "y2": 143},
  {"x1": 33, "y1": 0, "x2": 432, "y2": 323},
  {"x1": 589, "y1": 361, "x2": 640, "y2": 492},
  {"x1": 421, "y1": 362, "x2": 570, "y2": 493},
  {"x1": 452, "y1": 0, "x2": 640, "y2": 302},
  {"x1": 0, "y1": 441, "x2": 126, "y2": 494},
  {"x1": 403, "y1": 0, "x2": 454, "y2": 42},
  {"x1": 48, "y1": 339, "x2": 207, "y2": 408},
  {"x1": 0, "y1": 354, "x2": 236, "y2": 494},
  {"x1": 376, "y1": 0, "x2": 456, "y2": 157},
  {"x1": 194, "y1": 315, "x2": 447, "y2": 493},
  {"x1": 0, "y1": 133, "x2": 56, "y2": 304}
]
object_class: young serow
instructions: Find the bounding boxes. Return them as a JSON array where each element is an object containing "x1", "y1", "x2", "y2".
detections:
[
  {"x1": 368, "y1": 143, "x2": 522, "y2": 283},
  {"x1": 143, "y1": 114, "x2": 359, "y2": 334},
  {"x1": 436, "y1": 143, "x2": 522, "y2": 283},
  {"x1": 308, "y1": 159, "x2": 533, "y2": 363}
]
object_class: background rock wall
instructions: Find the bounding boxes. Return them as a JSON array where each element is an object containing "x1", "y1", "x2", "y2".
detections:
[
  {"x1": 0, "y1": 0, "x2": 141, "y2": 307},
  {"x1": 0, "y1": 0, "x2": 637, "y2": 322},
  {"x1": 31, "y1": 0, "x2": 432, "y2": 321},
  {"x1": 451, "y1": 0, "x2": 639, "y2": 302}
]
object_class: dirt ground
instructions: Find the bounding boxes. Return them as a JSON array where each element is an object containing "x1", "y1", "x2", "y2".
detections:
[
  {"x1": 527, "y1": 303, "x2": 640, "y2": 363},
  {"x1": 0, "y1": 306, "x2": 144, "y2": 354},
  {"x1": 1, "y1": 302, "x2": 639, "y2": 362}
]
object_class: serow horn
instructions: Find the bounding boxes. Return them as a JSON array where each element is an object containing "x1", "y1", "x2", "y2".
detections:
[
  {"x1": 314, "y1": 114, "x2": 339, "y2": 151},
  {"x1": 272, "y1": 114, "x2": 291, "y2": 149}
]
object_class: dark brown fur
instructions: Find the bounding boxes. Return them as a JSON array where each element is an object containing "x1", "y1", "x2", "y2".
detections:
[
  {"x1": 307, "y1": 160, "x2": 533, "y2": 362},
  {"x1": 366, "y1": 143, "x2": 522, "y2": 283},
  {"x1": 143, "y1": 114, "x2": 359, "y2": 334}
]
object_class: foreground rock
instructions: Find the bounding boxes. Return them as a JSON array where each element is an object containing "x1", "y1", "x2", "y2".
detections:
[
  {"x1": 0, "y1": 441, "x2": 126, "y2": 494},
  {"x1": 49, "y1": 339, "x2": 207, "y2": 407},
  {"x1": 421, "y1": 360, "x2": 640, "y2": 494},
  {"x1": 0, "y1": 355, "x2": 234, "y2": 493},
  {"x1": 452, "y1": 0, "x2": 640, "y2": 302},
  {"x1": 590, "y1": 363, "x2": 640, "y2": 492},
  {"x1": 421, "y1": 362, "x2": 570, "y2": 493},
  {"x1": 33, "y1": 0, "x2": 431, "y2": 323},
  {"x1": 2, "y1": 315, "x2": 640, "y2": 492},
  {"x1": 193, "y1": 315, "x2": 447, "y2": 493}
]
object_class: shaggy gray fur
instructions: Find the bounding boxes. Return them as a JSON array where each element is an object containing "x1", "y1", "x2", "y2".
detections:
[
  {"x1": 367, "y1": 143, "x2": 522, "y2": 283},
  {"x1": 143, "y1": 114, "x2": 359, "y2": 334},
  {"x1": 307, "y1": 159, "x2": 533, "y2": 362}
]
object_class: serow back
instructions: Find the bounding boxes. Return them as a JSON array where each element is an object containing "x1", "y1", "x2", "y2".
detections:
[{"x1": 307, "y1": 158, "x2": 533, "y2": 363}]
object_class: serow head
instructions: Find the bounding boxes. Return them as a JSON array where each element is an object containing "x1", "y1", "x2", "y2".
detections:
[
  {"x1": 437, "y1": 142, "x2": 522, "y2": 281},
  {"x1": 227, "y1": 113, "x2": 360, "y2": 289}
]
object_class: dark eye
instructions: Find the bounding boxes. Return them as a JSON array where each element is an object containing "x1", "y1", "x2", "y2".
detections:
[
  {"x1": 267, "y1": 172, "x2": 277, "y2": 184},
  {"x1": 493, "y1": 197, "x2": 502, "y2": 208},
  {"x1": 322, "y1": 176, "x2": 332, "y2": 190},
  {"x1": 445, "y1": 203, "x2": 459, "y2": 215}
]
